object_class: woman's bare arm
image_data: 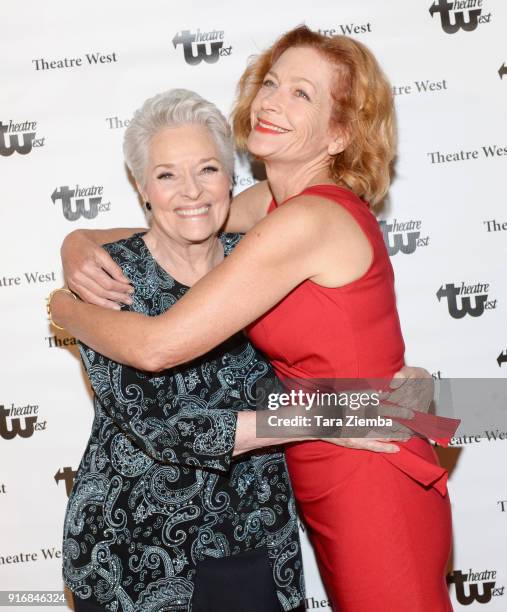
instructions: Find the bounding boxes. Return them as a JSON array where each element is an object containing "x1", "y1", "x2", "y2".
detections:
[
  {"x1": 51, "y1": 196, "x2": 352, "y2": 369},
  {"x1": 226, "y1": 180, "x2": 272, "y2": 232},
  {"x1": 52, "y1": 195, "x2": 426, "y2": 455}
]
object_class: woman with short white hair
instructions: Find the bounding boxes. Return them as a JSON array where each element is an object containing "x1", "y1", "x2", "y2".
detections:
[{"x1": 59, "y1": 89, "x2": 307, "y2": 612}]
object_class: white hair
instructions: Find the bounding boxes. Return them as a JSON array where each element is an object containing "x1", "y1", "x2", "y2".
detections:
[{"x1": 123, "y1": 89, "x2": 234, "y2": 187}]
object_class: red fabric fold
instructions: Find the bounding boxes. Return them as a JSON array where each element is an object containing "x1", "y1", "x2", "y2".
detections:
[
  {"x1": 379, "y1": 411, "x2": 460, "y2": 496},
  {"x1": 382, "y1": 443, "x2": 448, "y2": 496}
]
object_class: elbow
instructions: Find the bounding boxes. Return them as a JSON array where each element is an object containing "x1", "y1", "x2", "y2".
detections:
[
  {"x1": 144, "y1": 356, "x2": 167, "y2": 374},
  {"x1": 122, "y1": 333, "x2": 162, "y2": 372},
  {"x1": 134, "y1": 347, "x2": 167, "y2": 373},
  {"x1": 137, "y1": 334, "x2": 180, "y2": 373},
  {"x1": 132, "y1": 318, "x2": 191, "y2": 372}
]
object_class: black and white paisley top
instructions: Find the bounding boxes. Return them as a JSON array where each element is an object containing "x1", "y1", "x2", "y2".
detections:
[{"x1": 62, "y1": 233, "x2": 305, "y2": 611}]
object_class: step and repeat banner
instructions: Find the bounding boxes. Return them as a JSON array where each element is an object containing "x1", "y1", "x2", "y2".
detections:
[{"x1": 1, "y1": 0, "x2": 506, "y2": 610}]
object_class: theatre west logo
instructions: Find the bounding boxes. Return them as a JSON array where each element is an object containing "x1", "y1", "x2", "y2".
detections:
[
  {"x1": 448, "y1": 569, "x2": 504, "y2": 604},
  {"x1": 233, "y1": 174, "x2": 256, "y2": 192},
  {"x1": 318, "y1": 22, "x2": 373, "y2": 37},
  {"x1": 105, "y1": 116, "x2": 131, "y2": 130},
  {"x1": 54, "y1": 467, "x2": 77, "y2": 497},
  {"x1": 0, "y1": 120, "x2": 45, "y2": 156},
  {"x1": 172, "y1": 29, "x2": 232, "y2": 65},
  {"x1": 32, "y1": 52, "x2": 118, "y2": 72},
  {"x1": 51, "y1": 184, "x2": 110, "y2": 221},
  {"x1": 379, "y1": 219, "x2": 429, "y2": 256},
  {"x1": 436, "y1": 282, "x2": 497, "y2": 319},
  {"x1": 484, "y1": 219, "x2": 507, "y2": 233},
  {"x1": 499, "y1": 63, "x2": 507, "y2": 79},
  {"x1": 304, "y1": 596, "x2": 332, "y2": 610},
  {"x1": 497, "y1": 350, "x2": 507, "y2": 367},
  {"x1": 429, "y1": 0, "x2": 492, "y2": 34},
  {"x1": 46, "y1": 335, "x2": 77, "y2": 349},
  {"x1": 428, "y1": 144, "x2": 507, "y2": 165},
  {"x1": 0, "y1": 403, "x2": 46, "y2": 441}
]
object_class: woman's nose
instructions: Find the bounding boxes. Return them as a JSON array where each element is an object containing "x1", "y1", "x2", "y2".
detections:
[
  {"x1": 260, "y1": 88, "x2": 282, "y2": 113},
  {"x1": 182, "y1": 173, "x2": 203, "y2": 199}
]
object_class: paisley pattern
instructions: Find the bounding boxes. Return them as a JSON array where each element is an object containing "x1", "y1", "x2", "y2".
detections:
[{"x1": 63, "y1": 233, "x2": 305, "y2": 611}]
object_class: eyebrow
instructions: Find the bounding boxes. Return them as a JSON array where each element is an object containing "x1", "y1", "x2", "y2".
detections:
[
  {"x1": 154, "y1": 157, "x2": 220, "y2": 169},
  {"x1": 266, "y1": 69, "x2": 316, "y2": 92}
]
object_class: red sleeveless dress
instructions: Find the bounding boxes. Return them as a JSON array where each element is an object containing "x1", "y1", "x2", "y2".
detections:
[{"x1": 247, "y1": 185, "x2": 452, "y2": 611}]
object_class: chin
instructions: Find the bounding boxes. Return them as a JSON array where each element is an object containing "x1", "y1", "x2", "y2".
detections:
[
  {"x1": 179, "y1": 224, "x2": 219, "y2": 244},
  {"x1": 247, "y1": 135, "x2": 273, "y2": 160}
]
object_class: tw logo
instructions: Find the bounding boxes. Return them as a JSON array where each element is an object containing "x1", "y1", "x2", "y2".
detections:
[
  {"x1": 172, "y1": 29, "x2": 231, "y2": 65},
  {"x1": 54, "y1": 467, "x2": 77, "y2": 497},
  {"x1": 497, "y1": 350, "x2": 507, "y2": 367},
  {"x1": 437, "y1": 282, "x2": 496, "y2": 319},
  {"x1": 0, "y1": 121, "x2": 44, "y2": 156},
  {"x1": 448, "y1": 570, "x2": 504, "y2": 604},
  {"x1": 429, "y1": 0, "x2": 491, "y2": 34},
  {"x1": 379, "y1": 219, "x2": 428, "y2": 256},
  {"x1": 0, "y1": 405, "x2": 37, "y2": 440},
  {"x1": 51, "y1": 185, "x2": 109, "y2": 221}
]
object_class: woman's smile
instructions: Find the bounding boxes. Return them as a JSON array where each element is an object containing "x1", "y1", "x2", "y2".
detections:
[
  {"x1": 255, "y1": 118, "x2": 291, "y2": 134},
  {"x1": 174, "y1": 203, "x2": 212, "y2": 218}
]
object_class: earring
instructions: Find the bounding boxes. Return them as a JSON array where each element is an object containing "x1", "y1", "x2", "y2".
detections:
[{"x1": 145, "y1": 202, "x2": 152, "y2": 211}]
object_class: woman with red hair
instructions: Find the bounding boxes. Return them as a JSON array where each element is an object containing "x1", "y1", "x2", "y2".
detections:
[{"x1": 52, "y1": 26, "x2": 452, "y2": 611}]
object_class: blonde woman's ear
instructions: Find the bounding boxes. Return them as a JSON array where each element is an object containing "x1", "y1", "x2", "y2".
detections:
[
  {"x1": 328, "y1": 140, "x2": 343, "y2": 156},
  {"x1": 328, "y1": 125, "x2": 351, "y2": 156}
]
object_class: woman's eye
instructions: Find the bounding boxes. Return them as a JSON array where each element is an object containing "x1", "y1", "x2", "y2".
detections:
[
  {"x1": 157, "y1": 172, "x2": 174, "y2": 180},
  {"x1": 295, "y1": 89, "x2": 310, "y2": 101},
  {"x1": 201, "y1": 166, "x2": 219, "y2": 174},
  {"x1": 262, "y1": 78, "x2": 276, "y2": 88}
]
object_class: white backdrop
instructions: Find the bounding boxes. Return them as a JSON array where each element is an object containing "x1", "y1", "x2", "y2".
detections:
[{"x1": 1, "y1": 1, "x2": 506, "y2": 610}]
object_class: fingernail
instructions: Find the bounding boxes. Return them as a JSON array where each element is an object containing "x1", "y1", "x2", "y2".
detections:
[
  {"x1": 388, "y1": 445, "x2": 400, "y2": 453},
  {"x1": 114, "y1": 304, "x2": 121, "y2": 310},
  {"x1": 128, "y1": 288, "x2": 135, "y2": 295},
  {"x1": 124, "y1": 298, "x2": 133, "y2": 305}
]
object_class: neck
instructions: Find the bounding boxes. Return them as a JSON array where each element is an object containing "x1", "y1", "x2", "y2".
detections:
[
  {"x1": 265, "y1": 157, "x2": 336, "y2": 204},
  {"x1": 143, "y1": 223, "x2": 224, "y2": 286}
]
